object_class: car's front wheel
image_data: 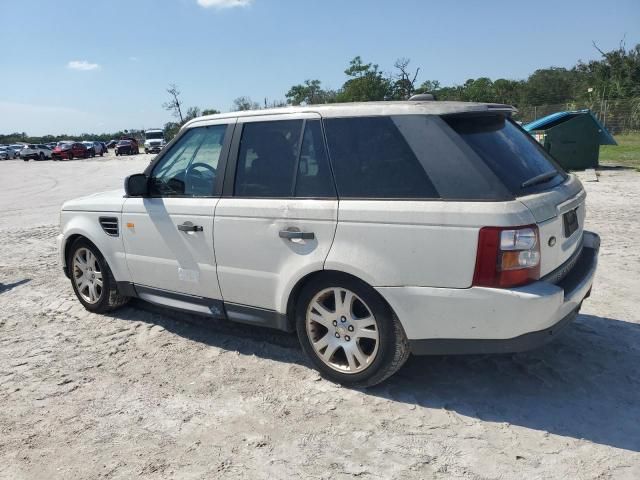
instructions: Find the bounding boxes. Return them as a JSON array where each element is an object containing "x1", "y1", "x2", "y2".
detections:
[
  {"x1": 296, "y1": 274, "x2": 410, "y2": 387},
  {"x1": 68, "y1": 238, "x2": 129, "y2": 313}
]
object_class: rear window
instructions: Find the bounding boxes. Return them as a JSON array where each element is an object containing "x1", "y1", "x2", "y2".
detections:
[
  {"x1": 443, "y1": 115, "x2": 565, "y2": 195},
  {"x1": 324, "y1": 116, "x2": 439, "y2": 199}
]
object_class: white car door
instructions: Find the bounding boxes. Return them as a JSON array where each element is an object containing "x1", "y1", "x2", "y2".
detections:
[
  {"x1": 121, "y1": 119, "x2": 235, "y2": 314},
  {"x1": 214, "y1": 114, "x2": 338, "y2": 326}
]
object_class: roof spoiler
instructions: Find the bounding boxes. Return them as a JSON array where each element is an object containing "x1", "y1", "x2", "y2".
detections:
[{"x1": 409, "y1": 93, "x2": 436, "y2": 101}]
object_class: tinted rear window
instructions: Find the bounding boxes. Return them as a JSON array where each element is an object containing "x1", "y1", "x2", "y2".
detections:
[
  {"x1": 443, "y1": 115, "x2": 565, "y2": 195},
  {"x1": 324, "y1": 116, "x2": 438, "y2": 199},
  {"x1": 324, "y1": 116, "x2": 512, "y2": 200}
]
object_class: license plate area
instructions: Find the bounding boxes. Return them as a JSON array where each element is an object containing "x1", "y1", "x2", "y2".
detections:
[{"x1": 563, "y1": 208, "x2": 579, "y2": 237}]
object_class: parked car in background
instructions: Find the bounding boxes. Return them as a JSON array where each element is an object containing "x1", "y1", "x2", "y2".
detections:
[
  {"x1": 9, "y1": 145, "x2": 24, "y2": 158},
  {"x1": 21, "y1": 144, "x2": 52, "y2": 161},
  {"x1": 46, "y1": 142, "x2": 58, "y2": 150},
  {"x1": 100, "y1": 142, "x2": 108, "y2": 153},
  {"x1": 52, "y1": 142, "x2": 88, "y2": 160},
  {"x1": 0, "y1": 147, "x2": 12, "y2": 160},
  {"x1": 93, "y1": 141, "x2": 105, "y2": 156},
  {"x1": 82, "y1": 142, "x2": 96, "y2": 157},
  {"x1": 106, "y1": 140, "x2": 118, "y2": 149},
  {"x1": 115, "y1": 138, "x2": 139, "y2": 156},
  {"x1": 57, "y1": 101, "x2": 599, "y2": 386}
]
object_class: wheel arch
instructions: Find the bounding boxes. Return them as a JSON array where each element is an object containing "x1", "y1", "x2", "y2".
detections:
[
  {"x1": 60, "y1": 215, "x2": 130, "y2": 283},
  {"x1": 284, "y1": 269, "x2": 398, "y2": 332}
]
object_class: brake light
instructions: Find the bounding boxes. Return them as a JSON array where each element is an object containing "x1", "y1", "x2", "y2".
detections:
[{"x1": 473, "y1": 225, "x2": 540, "y2": 288}]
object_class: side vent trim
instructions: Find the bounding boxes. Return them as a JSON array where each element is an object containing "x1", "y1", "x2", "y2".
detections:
[{"x1": 99, "y1": 217, "x2": 119, "y2": 237}]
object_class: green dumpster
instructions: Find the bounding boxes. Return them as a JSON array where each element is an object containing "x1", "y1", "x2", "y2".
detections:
[{"x1": 523, "y1": 110, "x2": 616, "y2": 170}]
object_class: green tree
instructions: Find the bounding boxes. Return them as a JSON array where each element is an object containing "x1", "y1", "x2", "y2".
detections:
[
  {"x1": 286, "y1": 79, "x2": 332, "y2": 105},
  {"x1": 336, "y1": 56, "x2": 392, "y2": 102},
  {"x1": 202, "y1": 108, "x2": 220, "y2": 116}
]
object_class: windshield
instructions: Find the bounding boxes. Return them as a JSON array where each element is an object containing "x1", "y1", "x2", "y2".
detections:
[
  {"x1": 444, "y1": 115, "x2": 565, "y2": 195},
  {"x1": 118, "y1": 140, "x2": 131, "y2": 146},
  {"x1": 146, "y1": 131, "x2": 164, "y2": 140}
]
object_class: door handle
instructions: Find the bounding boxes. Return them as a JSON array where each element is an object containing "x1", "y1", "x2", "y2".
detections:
[
  {"x1": 279, "y1": 229, "x2": 315, "y2": 240},
  {"x1": 178, "y1": 223, "x2": 203, "y2": 232}
]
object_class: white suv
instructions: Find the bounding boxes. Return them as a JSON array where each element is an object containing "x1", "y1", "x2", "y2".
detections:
[{"x1": 57, "y1": 101, "x2": 600, "y2": 386}]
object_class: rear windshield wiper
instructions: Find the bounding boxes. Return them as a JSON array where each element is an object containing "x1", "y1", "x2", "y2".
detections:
[{"x1": 521, "y1": 171, "x2": 558, "y2": 189}]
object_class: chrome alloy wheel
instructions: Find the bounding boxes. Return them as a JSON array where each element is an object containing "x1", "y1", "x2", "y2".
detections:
[
  {"x1": 306, "y1": 287, "x2": 380, "y2": 374},
  {"x1": 72, "y1": 247, "x2": 103, "y2": 304}
]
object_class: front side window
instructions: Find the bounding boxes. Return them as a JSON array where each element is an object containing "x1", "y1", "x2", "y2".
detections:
[{"x1": 149, "y1": 125, "x2": 227, "y2": 197}]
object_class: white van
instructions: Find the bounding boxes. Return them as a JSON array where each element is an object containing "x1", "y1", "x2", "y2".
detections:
[{"x1": 57, "y1": 101, "x2": 599, "y2": 386}]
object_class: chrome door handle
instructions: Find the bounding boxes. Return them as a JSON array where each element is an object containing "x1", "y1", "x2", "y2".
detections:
[
  {"x1": 279, "y1": 229, "x2": 315, "y2": 240},
  {"x1": 178, "y1": 223, "x2": 203, "y2": 232}
]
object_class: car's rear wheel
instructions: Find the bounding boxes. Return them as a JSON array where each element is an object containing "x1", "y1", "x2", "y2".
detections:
[
  {"x1": 39, "y1": 152, "x2": 44, "y2": 160},
  {"x1": 68, "y1": 239, "x2": 129, "y2": 313},
  {"x1": 296, "y1": 274, "x2": 410, "y2": 387}
]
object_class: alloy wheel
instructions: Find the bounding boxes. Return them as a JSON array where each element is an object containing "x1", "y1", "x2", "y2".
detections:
[
  {"x1": 305, "y1": 287, "x2": 380, "y2": 374},
  {"x1": 72, "y1": 247, "x2": 103, "y2": 304}
]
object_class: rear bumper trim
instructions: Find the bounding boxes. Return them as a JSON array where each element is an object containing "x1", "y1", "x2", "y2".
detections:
[{"x1": 409, "y1": 307, "x2": 579, "y2": 355}]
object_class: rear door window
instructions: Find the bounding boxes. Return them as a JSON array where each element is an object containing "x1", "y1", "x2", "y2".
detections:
[
  {"x1": 443, "y1": 115, "x2": 565, "y2": 195},
  {"x1": 234, "y1": 119, "x2": 336, "y2": 198}
]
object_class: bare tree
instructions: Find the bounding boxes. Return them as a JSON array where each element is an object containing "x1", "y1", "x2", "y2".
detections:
[
  {"x1": 163, "y1": 84, "x2": 184, "y2": 123},
  {"x1": 232, "y1": 96, "x2": 260, "y2": 111},
  {"x1": 393, "y1": 58, "x2": 421, "y2": 100}
]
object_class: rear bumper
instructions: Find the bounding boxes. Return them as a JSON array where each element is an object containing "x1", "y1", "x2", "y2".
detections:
[{"x1": 377, "y1": 231, "x2": 600, "y2": 355}]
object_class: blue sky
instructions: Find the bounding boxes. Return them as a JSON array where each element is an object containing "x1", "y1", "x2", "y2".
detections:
[{"x1": 1, "y1": 0, "x2": 638, "y2": 136}]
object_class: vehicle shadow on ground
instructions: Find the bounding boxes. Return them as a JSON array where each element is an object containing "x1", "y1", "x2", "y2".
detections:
[
  {"x1": 0, "y1": 279, "x2": 31, "y2": 294},
  {"x1": 110, "y1": 304, "x2": 640, "y2": 452},
  {"x1": 371, "y1": 314, "x2": 640, "y2": 453}
]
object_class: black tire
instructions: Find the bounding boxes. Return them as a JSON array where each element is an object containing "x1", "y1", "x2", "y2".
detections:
[
  {"x1": 68, "y1": 152, "x2": 73, "y2": 160},
  {"x1": 295, "y1": 273, "x2": 410, "y2": 388},
  {"x1": 39, "y1": 152, "x2": 44, "y2": 161},
  {"x1": 23, "y1": 158, "x2": 29, "y2": 162},
  {"x1": 67, "y1": 238, "x2": 129, "y2": 313}
]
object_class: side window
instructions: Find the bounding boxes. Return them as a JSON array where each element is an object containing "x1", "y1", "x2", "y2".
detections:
[
  {"x1": 149, "y1": 125, "x2": 227, "y2": 197},
  {"x1": 294, "y1": 120, "x2": 335, "y2": 198},
  {"x1": 324, "y1": 116, "x2": 439, "y2": 199},
  {"x1": 234, "y1": 120, "x2": 303, "y2": 197}
]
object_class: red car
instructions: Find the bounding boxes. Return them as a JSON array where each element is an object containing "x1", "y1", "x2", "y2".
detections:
[{"x1": 51, "y1": 142, "x2": 89, "y2": 160}]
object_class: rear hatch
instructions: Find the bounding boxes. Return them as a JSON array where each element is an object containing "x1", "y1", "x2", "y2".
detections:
[{"x1": 444, "y1": 114, "x2": 585, "y2": 277}]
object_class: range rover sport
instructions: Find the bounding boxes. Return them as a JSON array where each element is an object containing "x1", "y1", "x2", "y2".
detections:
[{"x1": 57, "y1": 101, "x2": 599, "y2": 387}]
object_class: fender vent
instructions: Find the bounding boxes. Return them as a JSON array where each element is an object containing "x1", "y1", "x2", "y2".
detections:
[{"x1": 99, "y1": 217, "x2": 119, "y2": 236}]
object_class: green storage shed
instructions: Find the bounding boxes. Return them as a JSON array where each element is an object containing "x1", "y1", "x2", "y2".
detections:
[{"x1": 523, "y1": 109, "x2": 616, "y2": 170}]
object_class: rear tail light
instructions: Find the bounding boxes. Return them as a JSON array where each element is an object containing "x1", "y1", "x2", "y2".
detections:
[{"x1": 473, "y1": 225, "x2": 540, "y2": 288}]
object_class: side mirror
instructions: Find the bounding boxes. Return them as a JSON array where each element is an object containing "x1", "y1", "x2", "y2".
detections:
[{"x1": 124, "y1": 174, "x2": 149, "y2": 197}]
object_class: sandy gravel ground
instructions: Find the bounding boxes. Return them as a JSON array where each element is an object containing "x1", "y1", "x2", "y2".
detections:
[{"x1": 0, "y1": 155, "x2": 639, "y2": 479}]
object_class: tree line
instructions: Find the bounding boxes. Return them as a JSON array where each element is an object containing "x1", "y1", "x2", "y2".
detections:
[{"x1": 3, "y1": 40, "x2": 638, "y2": 144}]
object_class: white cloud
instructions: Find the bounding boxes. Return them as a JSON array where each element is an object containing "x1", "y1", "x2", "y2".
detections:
[
  {"x1": 67, "y1": 60, "x2": 100, "y2": 71},
  {"x1": 129, "y1": 56, "x2": 139, "y2": 62},
  {"x1": 197, "y1": 0, "x2": 252, "y2": 9}
]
